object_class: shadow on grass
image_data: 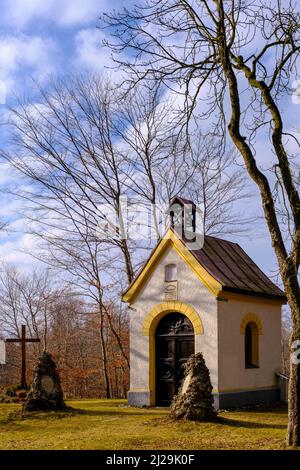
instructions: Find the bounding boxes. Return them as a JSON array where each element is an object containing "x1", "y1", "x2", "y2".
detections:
[
  {"x1": 72, "y1": 408, "x2": 164, "y2": 417},
  {"x1": 221, "y1": 403, "x2": 288, "y2": 415},
  {"x1": 4, "y1": 406, "x2": 165, "y2": 421},
  {"x1": 216, "y1": 416, "x2": 286, "y2": 430}
]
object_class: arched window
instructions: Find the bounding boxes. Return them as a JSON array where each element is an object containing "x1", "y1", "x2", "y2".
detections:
[
  {"x1": 165, "y1": 264, "x2": 177, "y2": 282},
  {"x1": 245, "y1": 321, "x2": 259, "y2": 368}
]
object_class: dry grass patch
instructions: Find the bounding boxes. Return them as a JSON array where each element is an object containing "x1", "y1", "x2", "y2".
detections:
[{"x1": 0, "y1": 399, "x2": 289, "y2": 450}]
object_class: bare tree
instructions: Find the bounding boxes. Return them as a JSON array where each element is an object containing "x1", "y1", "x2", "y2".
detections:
[
  {"x1": 178, "y1": 133, "x2": 253, "y2": 236},
  {"x1": 47, "y1": 294, "x2": 129, "y2": 399},
  {"x1": 113, "y1": 82, "x2": 252, "y2": 233},
  {"x1": 3, "y1": 76, "x2": 135, "y2": 283},
  {"x1": 102, "y1": 0, "x2": 300, "y2": 445},
  {"x1": 0, "y1": 283, "x2": 130, "y2": 398},
  {"x1": 2, "y1": 74, "x2": 251, "y2": 263},
  {"x1": 282, "y1": 310, "x2": 292, "y2": 375},
  {"x1": 1, "y1": 73, "x2": 254, "y2": 404},
  {"x1": 28, "y1": 201, "x2": 130, "y2": 398},
  {"x1": 0, "y1": 265, "x2": 57, "y2": 385},
  {"x1": 0, "y1": 264, "x2": 55, "y2": 349},
  {"x1": 0, "y1": 219, "x2": 8, "y2": 232}
]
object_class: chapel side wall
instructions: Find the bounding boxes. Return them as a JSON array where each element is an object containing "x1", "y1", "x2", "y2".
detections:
[
  {"x1": 217, "y1": 298, "x2": 282, "y2": 392},
  {"x1": 129, "y1": 247, "x2": 219, "y2": 393},
  {"x1": 129, "y1": 306, "x2": 151, "y2": 394}
]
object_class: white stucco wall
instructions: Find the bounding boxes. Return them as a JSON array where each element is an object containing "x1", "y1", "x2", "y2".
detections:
[
  {"x1": 217, "y1": 298, "x2": 282, "y2": 392},
  {"x1": 129, "y1": 246, "x2": 218, "y2": 393},
  {"x1": 128, "y1": 243, "x2": 283, "y2": 404}
]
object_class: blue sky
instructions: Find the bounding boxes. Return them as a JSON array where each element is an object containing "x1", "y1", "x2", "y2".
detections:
[
  {"x1": 0, "y1": 0, "x2": 298, "y2": 291},
  {"x1": 0, "y1": 0, "x2": 119, "y2": 266},
  {"x1": 0, "y1": 0, "x2": 117, "y2": 99}
]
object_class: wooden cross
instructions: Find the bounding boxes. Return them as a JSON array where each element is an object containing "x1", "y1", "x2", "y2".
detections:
[{"x1": 6, "y1": 325, "x2": 40, "y2": 388}]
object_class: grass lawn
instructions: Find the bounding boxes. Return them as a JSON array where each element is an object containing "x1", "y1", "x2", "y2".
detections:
[{"x1": 0, "y1": 399, "x2": 290, "y2": 450}]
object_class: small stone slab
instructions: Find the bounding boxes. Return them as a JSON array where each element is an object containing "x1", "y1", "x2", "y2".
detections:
[
  {"x1": 181, "y1": 373, "x2": 191, "y2": 395},
  {"x1": 41, "y1": 375, "x2": 55, "y2": 393}
]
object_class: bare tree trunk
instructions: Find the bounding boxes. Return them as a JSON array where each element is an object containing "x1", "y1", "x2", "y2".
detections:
[
  {"x1": 99, "y1": 308, "x2": 111, "y2": 399},
  {"x1": 212, "y1": 0, "x2": 300, "y2": 443},
  {"x1": 120, "y1": 239, "x2": 134, "y2": 284},
  {"x1": 105, "y1": 308, "x2": 129, "y2": 369},
  {"x1": 284, "y1": 278, "x2": 300, "y2": 445},
  {"x1": 288, "y1": 335, "x2": 300, "y2": 446},
  {"x1": 102, "y1": 0, "x2": 300, "y2": 444}
]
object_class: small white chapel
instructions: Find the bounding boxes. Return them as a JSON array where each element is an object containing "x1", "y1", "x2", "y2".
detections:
[{"x1": 122, "y1": 197, "x2": 286, "y2": 409}]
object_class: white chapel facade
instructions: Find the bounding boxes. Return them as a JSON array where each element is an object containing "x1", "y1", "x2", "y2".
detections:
[{"x1": 122, "y1": 198, "x2": 286, "y2": 409}]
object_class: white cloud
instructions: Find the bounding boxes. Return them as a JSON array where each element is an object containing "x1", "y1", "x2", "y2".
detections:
[
  {"x1": 0, "y1": 36, "x2": 58, "y2": 90},
  {"x1": 74, "y1": 28, "x2": 111, "y2": 72},
  {"x1": 0, "y1": 35, "x2": 59, "y2": 95},
  {"x1": 0, "y1": 163, "x2": 14, "y2": 187},
  {"x1": 4, "y1": 0, "x2": 107, "y2": 28},
  {"x1": 0, "y1": 36, "x2": 55, "y2": 75},
  {"x1": 0, "y1": 233, "x2": 40, "y2": 269}
]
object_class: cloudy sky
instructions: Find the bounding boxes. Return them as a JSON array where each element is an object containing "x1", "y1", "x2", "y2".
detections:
[
  {"x1": 0, "y1": 0, "x2": 118, "y2": 267},
  {"x1": 0, "y1": 0, "x2": 117, "y2": 93},
  {"x1": 0, "y1": 0, "x2": 297, "y2": 288}
]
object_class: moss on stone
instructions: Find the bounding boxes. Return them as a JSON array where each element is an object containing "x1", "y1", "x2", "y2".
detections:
[
  {"x1": 170, "y1": 352, "x2": 217, "y2": 422},
  {"x1": 24, "y1": 351, "x2": 67, "y2": 412}
]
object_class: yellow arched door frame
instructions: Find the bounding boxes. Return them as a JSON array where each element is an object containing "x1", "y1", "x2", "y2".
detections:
[{"x1": 142, "y1": 301, "x2": 204, "y2": 405}]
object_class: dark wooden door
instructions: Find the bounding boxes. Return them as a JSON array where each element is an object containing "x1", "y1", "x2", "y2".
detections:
[{"x1": 155, "y1": 312, "x2": 194, "y2": 406}]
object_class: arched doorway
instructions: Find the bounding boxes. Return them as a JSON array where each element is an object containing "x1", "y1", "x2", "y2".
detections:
[{"x1": 155, "y1": 312, "x2": 195, "y2": 406}]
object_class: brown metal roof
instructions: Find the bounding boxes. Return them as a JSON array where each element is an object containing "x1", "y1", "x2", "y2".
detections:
[
  {"x1": 122, "y1": 229, "x2": 286, "y2": 302},
  {"x1": 192, "y1": 235, "x2": 285, "y2": 300},
  {"x1": 170, "y1": 196, "x2": 195, "y2": 206}
]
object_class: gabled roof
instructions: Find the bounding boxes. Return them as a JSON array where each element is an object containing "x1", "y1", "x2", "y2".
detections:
[
  {"x1": 122, "y1": 228, "x2": 286, "y2": 304},
  {"x1": 170, "y1": 196, "x2": 196, "y2": 207},
  {"x1": 192, "y1": 235, "x2": 285, "y2": 299}
]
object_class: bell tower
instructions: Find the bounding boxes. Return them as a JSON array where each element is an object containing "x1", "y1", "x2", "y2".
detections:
[{"x1": 168, "y1": 196, "x2": 197, "y2": 241}]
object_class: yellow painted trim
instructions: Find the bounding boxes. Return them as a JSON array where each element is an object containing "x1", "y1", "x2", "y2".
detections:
[
  {"x1": 169, "y1": 230, "x2": 222, "y2": 296},
  {"x1": 240, "y1": 313, "x2": 263, "y2": 335},
  {"x1": 122, "y1": 228, "x2": 284, "y2": 305},
  {"x1": 149, "y1": 335, "x2": 155, "y2": 405},
  {"x1": 143, "y1": 301, "x2": 203, "y2": 406},
  {"x1": 142, "y1": 301, "x2": 204, "y2": 336},
  {"x1": 222, "y1": 291, "x2": 286, "y2": 305},
  {"x1": 122, "y1": 234, "x2": 172, "y2": 303},
  {"x1": 122, "y1": 228, "x2": 222, "y2": 303}
]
